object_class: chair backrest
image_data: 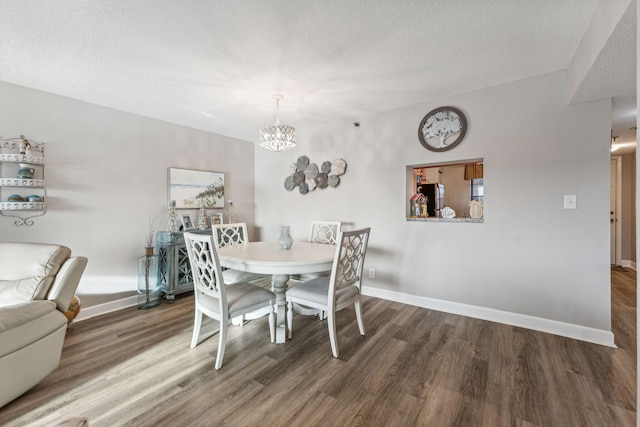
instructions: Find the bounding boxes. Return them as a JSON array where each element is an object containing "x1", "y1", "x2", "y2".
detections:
[
  {"x1": 308, "y1": 221, "x2": 342, "y2": 245},
  {"x1": 328, "y1": 227, "x2": 370, "y2": 307},
  {"x1": 0, "y1": 243, "x2": 72, "y2": 307},
  {"x1": 184, "y1": 232, "x2": 227, "y2": 316},
  {"x1": 212, "y1": 222, "x2": 249, "y2": 248}
]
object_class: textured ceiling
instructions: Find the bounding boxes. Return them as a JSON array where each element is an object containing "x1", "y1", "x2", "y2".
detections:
[{"x1": 0, "y1": 0, "x2": 633, "y2": 150}]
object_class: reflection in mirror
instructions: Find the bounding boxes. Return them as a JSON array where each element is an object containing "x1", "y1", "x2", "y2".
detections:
[{"x1": 411, "y1": 159, "x2": 483, "y2": 219}]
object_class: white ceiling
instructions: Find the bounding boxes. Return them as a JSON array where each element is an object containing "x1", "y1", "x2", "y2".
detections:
[{"x1": 0, "y1": 0, "x2": 635, "y2": 152}]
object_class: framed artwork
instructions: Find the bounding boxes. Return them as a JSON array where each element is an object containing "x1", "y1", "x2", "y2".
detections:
[
  {"x1": 180, "y1": 214, "x2": 194, "y2": 230},
  {"x1": 210, "y1": 212, "x2": 223, "y2": 226},
  {"x1": 168, "y1": 168, "x2": 225, "y2": 209}
]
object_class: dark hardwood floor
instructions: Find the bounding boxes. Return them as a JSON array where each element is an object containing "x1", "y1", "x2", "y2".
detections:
[{"x1": 0, "y1": 269, "x2": 636, "y2": 426}]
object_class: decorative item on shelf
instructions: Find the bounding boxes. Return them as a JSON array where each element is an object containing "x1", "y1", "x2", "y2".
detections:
[
  {"x1": 64, "y1": 295, "x2": 82, "y2": 324},
  {"x1": 441, "y1": 207, "x2": 456, "y2": 219},
  {"x1": 259, "y1": 94, "x2": 296, "y2": 152},
  {"x1": 469, "y1": 200, "x2": 483, "y2": 219},
  {"x1": 19, "y1": 138, "x2": 30, "y2": 155},
  {"x1": 210, "y1": 212, "x2": 223, "y2": 225},
  {"x1": 409, "y1": 192, "x2": 427, "y2": 217},
  {"x1": 180, "y1": 214, "x2": 194, "y2": 230},
  {"x1": 278, "y1": 226, "x2": 293, "y2": 250},
  {"x1": 418, "y1": 106, "x2": 468, "y2": 152},
  {"x1": 197, "y1": 205, "x2": 208, "y2": 229},
  {"x1": 0, "y1": 135, "x2": 46, "y2": 226},
  {"x1": 138, "y1": 250, "x2": 160, "y2": 309},
  {"x1": 223, "y1": 200, "x2": 235, "y2": 223},
  {"x1": 17, "y1": 164, "x2": 35, "y2": 179},
  {"x1": 284, "y1": 156, "x2": 347, "y2": 194},
  {"x1": 168, "y1": 200, "x2": 178, "y2": 232}
]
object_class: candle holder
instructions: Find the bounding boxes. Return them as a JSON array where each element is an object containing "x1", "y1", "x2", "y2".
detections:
[{"x1": 168, "y1": 200, "x2": 177, "y2": 232}]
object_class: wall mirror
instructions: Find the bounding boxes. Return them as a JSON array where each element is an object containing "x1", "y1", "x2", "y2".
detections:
[{"x1": 407, "y1": 158, "x2": 483, "y2": 219}]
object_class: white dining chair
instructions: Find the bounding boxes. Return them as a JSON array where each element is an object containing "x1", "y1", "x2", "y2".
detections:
[
  {"x1": 212, "y1": 222, "x2": 272, "y2": 325},
  {"x1": 286, "y1": 227, "x2": 370, "y2": 358},
  {"x1": 296, "y1": 220, "x2": 343, "y2": 318},
  {"x1": 211, "y1": 222, "x2": 269, "y2": 284},
  {"x1": 308, "y1": 220, "x2": 342, "y2": 245},
  {"x1": 298, "y1": 221, "x2": 342, "y2": 279},
  {"x1": 184, "y1": 232, "x2": 275, "y2": 370}
]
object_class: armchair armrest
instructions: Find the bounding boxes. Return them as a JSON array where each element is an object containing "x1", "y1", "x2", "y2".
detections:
[{"x1": 47, "y1": 257, "x2": 88, "y2": 312}]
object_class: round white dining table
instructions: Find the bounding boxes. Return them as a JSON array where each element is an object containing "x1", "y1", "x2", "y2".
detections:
[{"x1": 216, "y1": 241, "x2": 336, "y2": 343}]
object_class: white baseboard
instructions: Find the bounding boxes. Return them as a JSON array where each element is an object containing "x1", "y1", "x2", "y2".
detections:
[
  {"x1": 74, "y1": 285, "x2": 618, "y2": 348},
  {"x1": 75, "y1": 295, "x2": 138, "y2": 322},
  {"x1": 620, "y1": 260, "x2": 636, "y2": 271},
  {"x1": 362, "y1": 287, "x2": 616, "y2": 348}
]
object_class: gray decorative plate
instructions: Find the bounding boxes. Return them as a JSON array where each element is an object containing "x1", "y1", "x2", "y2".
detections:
[
  {"x1": 321, "y1": 161, "x2": 332, "y2": 174},
  {"x1": 296, "y1": 156, "x2": 310, "y2": 171},
  {"x1": 284, "y1": 175, "x2": 295, "y2": 191},
  {"x1": 305, "y1": 163, "x2": 319, "y2": 179},
  {"x1": 315, "y1": 173, "x2": 328, "y2": 189}
]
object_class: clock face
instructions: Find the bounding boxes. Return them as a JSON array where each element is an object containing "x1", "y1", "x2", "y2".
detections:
[{"x1": 418, "y1": 106, "x2": 467, "y2": 152}]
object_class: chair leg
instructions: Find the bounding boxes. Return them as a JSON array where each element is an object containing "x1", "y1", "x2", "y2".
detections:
[
  {"x1": 231, "y1": 315, "x2": 245, "y2": 326},
  {"x1": 354, "y1": 298, "x2": 365, "y2": 336},
  {"x1": 287, "y1": 300, "x2": 293, "y2": 339},
  {"x1": 327, "y1": 311, "x2": 339, "y2": 358},
  {"x1": 269, "y1": 303, "x2": 275, "y2": 343},
  {"x1": 214, "y1": 319, "x2": 228, "y2": 370},
  {"x1": 191, "y1": 309, "x2": 203, "y2": 348}
]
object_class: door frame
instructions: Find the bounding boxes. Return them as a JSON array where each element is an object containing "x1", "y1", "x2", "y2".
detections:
[{"x1": 611, "y1": 155, "x2": 623, "y2": 266}]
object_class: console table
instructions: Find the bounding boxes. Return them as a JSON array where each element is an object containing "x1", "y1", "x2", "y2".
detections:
[{"x1": 156, "y1": 229, "x2": 210, "y2": 300}]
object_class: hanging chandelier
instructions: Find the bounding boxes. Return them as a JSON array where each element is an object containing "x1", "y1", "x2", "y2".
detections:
[{"x1": 259, "y1": 94, "x2": 296, "y2": 152}]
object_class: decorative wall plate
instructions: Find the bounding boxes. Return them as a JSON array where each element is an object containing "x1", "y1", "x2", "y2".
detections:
[{"x1": 418, "y1": 106, "x2": 467, "y2": 152}]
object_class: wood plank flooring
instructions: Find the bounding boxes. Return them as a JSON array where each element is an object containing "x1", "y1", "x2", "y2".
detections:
[{"x1": 0, "y1": 269, "x2": 635, "y2": 426}]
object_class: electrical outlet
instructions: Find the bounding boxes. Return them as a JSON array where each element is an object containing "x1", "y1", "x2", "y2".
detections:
[
  {"x1": 564, "y1": 195, "x2": 577, "y2": 210},
  {"x1": 368, "y1": 268, "x2": 375, "y2": 279}
]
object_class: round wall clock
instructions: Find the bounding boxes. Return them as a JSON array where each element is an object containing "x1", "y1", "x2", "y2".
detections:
[{"x1": 418, "y1": 106, "x2": 467, "y2": 152}]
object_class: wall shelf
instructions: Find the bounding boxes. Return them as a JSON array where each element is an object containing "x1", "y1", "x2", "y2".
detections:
[{"x1": 0, "y1": 136, "x2": 46, "y2": 226}]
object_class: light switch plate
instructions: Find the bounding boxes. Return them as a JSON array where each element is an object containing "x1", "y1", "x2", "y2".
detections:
[{"x1": 564, "y1": 195, "x2": 577, "y2": 209}]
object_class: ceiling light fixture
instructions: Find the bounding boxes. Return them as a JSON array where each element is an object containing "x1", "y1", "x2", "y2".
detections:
[{"x1": 259, "y1": 94, "x2": 296, "y2": 152}]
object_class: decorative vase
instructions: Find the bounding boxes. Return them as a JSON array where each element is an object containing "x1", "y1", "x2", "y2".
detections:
[
  {"x1": 198, "y1": 206, "x2": 209, "y2": 229},
  {"x1": 278, "y1": 226, "x2": 293, "y2": 250},
  {"x1": 224, "y1": 200, "x2": 235, "y2": 224},
  {"x1": 138, "y1": 251, "x2": 161, "y2": 309}
]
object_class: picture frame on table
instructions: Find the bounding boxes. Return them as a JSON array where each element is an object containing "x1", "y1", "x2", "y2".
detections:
[
  {"x1": 168, "y1": 167, "x2": 225, "y2": 209},
  {"x1": 180, "y1": 214, "x2": 194, "y2": 230},
  {"x1": 210, "y1": 212, "x2": 223, "y2": 226}
]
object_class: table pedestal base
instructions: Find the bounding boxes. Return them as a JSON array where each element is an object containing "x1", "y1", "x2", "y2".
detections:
[{"x1": 272, "y1": 273, "x2": 290, "y2": 343}]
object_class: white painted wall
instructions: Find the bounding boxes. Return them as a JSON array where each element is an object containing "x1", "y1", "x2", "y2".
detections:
[
  {"x1": 0, "y1": 81, "x2": 256, "y2": 307},
  {"x1": 255, "y1": 70, "x2": 613, "y2": 345},
  {"x1": 0, "y1": 71, "x2": 614, "y2": 345}
]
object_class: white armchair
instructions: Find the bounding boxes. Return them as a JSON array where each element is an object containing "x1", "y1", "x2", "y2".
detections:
[{"x1": 0, "y1": 243, "x2": 87, "y2": 407}]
